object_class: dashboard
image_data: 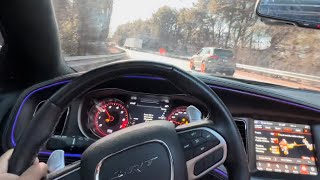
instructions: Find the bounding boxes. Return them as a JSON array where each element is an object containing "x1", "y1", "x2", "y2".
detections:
[
  {"x1": 2, "y1": 74, "x2": 320, "y2": 180},
  {"x1": 78, "y1": 88, "x2": 207, "y2": 139}
]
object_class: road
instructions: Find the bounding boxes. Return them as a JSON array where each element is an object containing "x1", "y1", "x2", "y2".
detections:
[
  {"x1": 127, "y1": 50, "x2": 320, "y2": 91},
  {"x1": 126, "y1": 50, "x2": 190, "y2": 70}
]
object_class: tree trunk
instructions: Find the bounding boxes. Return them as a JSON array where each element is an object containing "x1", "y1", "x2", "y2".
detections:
[
  {"x1": 249, "y1": 31, "x2": 254, "y2": 49},
  {"x1": 224, "y1": 12, "x2": 234, "y2": 48}
]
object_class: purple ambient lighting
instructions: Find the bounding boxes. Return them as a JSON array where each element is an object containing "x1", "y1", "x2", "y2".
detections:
[
  {"x1": 213, "y1": 168, "x2": 228, "y2": 178},
  {"x1": 209, "y1": 85, "x2": 320, "y2": 113},
  {"x1": 10, "y1": 80, "x2": 81, "y2": 158},
  {"x1": 124, "y1": 75, "x2": 164, "y2": 80}
]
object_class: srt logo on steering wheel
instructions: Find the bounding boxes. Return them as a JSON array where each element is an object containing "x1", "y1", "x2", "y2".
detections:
[{"x1": 111, "y1": 156, "x2": 159, "y2": 180}]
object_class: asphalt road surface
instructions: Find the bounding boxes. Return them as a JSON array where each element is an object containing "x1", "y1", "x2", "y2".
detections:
[
  {"x1": 126, "y1": 49, "x2": 320, "y2": 91},
  {"x1": 126, "y1": 49, "x2": 190, "y2": 70}
]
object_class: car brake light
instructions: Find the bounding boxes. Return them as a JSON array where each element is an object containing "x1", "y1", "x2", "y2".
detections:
[{"x1": 209, "y1": 55, "x2": 219, "y2": 59}]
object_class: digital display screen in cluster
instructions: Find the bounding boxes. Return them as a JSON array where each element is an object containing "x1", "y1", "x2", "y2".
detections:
[
  {"x1": 254, "y1": 120, "x2": 318, "y2": 176},
  {"x1": 128, "y1": 96, "x2": 169, "y2": 125}
]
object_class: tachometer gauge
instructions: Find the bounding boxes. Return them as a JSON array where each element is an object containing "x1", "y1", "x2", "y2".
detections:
[
  {"x1": 167, "y1": 106, "x2": 190, "y2": 126},
  {"x1": 88, "y1": 99, "x2": 129, "y2": 138}
]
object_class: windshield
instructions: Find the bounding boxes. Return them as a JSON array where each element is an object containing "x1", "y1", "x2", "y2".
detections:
[{"x1": 52, "y1": 0, "x2": 320, "y2": 92}]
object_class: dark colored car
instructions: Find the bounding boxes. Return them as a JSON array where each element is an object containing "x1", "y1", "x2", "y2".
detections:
[{"x1": 190, "y1": 47, "x2": 236, "y2": 76}]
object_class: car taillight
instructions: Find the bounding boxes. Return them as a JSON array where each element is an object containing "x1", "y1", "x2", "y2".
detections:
[{"x1": 209, "y1": 55, "x2": 219, "y2": 59}]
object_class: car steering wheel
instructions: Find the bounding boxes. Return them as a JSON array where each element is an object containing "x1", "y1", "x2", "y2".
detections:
[{"x1": 8, "y1": 61, "x2": 249, "y2": 180}]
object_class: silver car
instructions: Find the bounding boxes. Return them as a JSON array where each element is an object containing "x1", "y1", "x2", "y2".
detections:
[{"x1": 190, "y1": 47, "x2": 236, "y2": 76}]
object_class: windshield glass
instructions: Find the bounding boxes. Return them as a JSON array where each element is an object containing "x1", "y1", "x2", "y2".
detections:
[{"x1": 52, "y1": 0, "x2": 320, "y2": 92}]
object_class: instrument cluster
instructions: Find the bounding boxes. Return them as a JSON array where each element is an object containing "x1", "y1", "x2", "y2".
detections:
[{"x1": 78, "y1": 88, "x2": 208, "y2": 139}]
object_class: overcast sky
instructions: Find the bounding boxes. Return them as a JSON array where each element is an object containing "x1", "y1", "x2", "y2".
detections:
[{"x1": 109, "y1": 0, "x2": 197, "y2": 33}]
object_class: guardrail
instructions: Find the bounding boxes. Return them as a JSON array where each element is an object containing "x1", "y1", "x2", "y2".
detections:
[
  {"x1": 65, "y1": 53, "x2": 127, "y2": 71},
  {"x1": 65, "y1": 53, "x2": 126, "y2": 67},
  {"x1": 236, "y1": 64, "x2": 320, "y2": 83},
  {"x1": 124, "y1": 48, "x2": 320, "y2": 84}
]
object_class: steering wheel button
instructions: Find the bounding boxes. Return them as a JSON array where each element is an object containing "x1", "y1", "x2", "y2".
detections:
[
  {"x1": 194, "y1": 159, "x2": 206, "y2": 175},
  {"x1": 207, "y1": 139, "x2": 220, "y2": 149},
  {"x1": 205, "y1": 148, "x2": 224, "y2": 168},
  {"x1": 194, "y1": 143, "x2": 209, "y2": 156},
  {"x1": 202, "y1": 130, "x2": 215, "y2": 140},
  {"x1": 184, "y1": 130, "x2": 201, "y2": 139},
  {"x1": 179, "y1": 137, "x2": 192, "y2": 150},
  {"x1": 191, "y1": 137, "x2": 206, "y2": 147},
  {"x1": 184, "y1": 149, "x2": 194, "y2": 161},
  {"x1": 183, "y1": 143, "x2": 191, "y2": 150}
]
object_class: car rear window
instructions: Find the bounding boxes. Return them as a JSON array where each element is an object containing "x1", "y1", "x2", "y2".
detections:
[
  {"x1": 201, "y1": 48, "x2": 211, "y2": 55},
  {"x1": 214, "y1": 49, "x2": 233, "y2": 58}
]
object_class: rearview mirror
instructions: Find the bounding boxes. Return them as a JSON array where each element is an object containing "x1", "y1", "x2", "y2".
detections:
[{"x1": 256, "y1": 0, "x2": 320, "y2": 29}]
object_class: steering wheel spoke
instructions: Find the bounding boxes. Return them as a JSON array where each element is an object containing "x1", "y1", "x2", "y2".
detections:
[{"x1": 176, "y1": 121, "x2": 227, "y2": 179}]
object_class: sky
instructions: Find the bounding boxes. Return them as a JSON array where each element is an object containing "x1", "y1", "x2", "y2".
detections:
[{"x1": 109, "y1": 0, "x2": 197, "y2": 33}]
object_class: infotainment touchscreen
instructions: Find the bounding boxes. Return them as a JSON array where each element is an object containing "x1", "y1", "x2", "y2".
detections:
[{"x1": 254, "y1": 120, "x2": 318, "y2": 175}]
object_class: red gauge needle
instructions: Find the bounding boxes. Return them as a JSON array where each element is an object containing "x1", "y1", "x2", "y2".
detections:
[
  {"x1": 171, "y1": 121, "x2": 183, "y2": 125},
  {"x1": 105, "y1": 110, "x2": 114, "y2": 122}
]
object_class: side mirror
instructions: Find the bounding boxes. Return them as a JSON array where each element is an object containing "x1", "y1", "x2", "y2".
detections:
[{"x1": 256, "y1": 0, "x2": 320, "y2": 29}]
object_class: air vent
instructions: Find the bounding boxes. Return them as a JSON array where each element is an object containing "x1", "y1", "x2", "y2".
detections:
[{"x1": 234, "y1": 119, "x2": 247, "y2": 151}]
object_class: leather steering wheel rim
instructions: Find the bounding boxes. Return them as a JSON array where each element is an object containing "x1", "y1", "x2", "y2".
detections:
[{"x1": 8, "y1": 60, "x2": 249, "y2": 179}]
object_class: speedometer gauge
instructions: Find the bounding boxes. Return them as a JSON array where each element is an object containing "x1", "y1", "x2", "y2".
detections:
[
  {"x1": 167, "y1": 106, "x2": 190, "y2": 126},
  {"x1": 88, "y1": 99, "x2": 129, "y2": 138}
]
